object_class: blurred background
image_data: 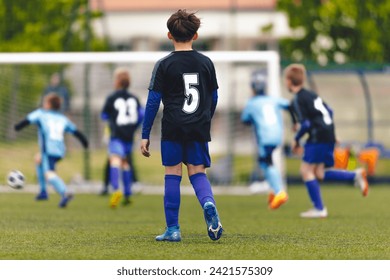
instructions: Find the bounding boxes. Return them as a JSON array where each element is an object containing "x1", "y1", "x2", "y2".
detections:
[{"x1": 1, "y1": 0, "x2": 389, "y2": 188}]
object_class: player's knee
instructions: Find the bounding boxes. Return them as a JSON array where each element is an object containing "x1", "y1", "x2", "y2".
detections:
[
  {"x1": 187, "y1": 164, "x2": 206, "y2": 177},
  {"x1": 34, "y1": 154, "x2": 42, "y2": 164},
  {"x1": 300, "y1": 164, "x2": 315, "y2": 181},
  {"x1": 165, "y1": 163, "x2": 182, "y2": 176},
  {"x1": 110, "y1": 155, "x2": 121, "y2": 167},
  {"x1": 315, "y1": 169, "x2": 325, "y2": 181},
  {"x1": 258, "y1": 156, "x2": 273, "y2": 170},
  {"x1": 45, "y1": 171, "x2": 56, "y2": 180},
  {"x1": 122, "y1": 160, "x2": 130, "y2": 171}
]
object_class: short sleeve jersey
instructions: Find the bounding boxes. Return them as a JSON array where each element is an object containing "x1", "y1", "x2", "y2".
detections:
[
  {"x1": 148, "y1": 50, "x2": 219, "y2": 142},
  {"x1": 27, "y1": 109, "x2": 77, "y2": 157},
  {"x1": 292, "y1": 88, "x2": 336, "y2": 143},
  {"x1": 101, "y1": 89, "x2": 142, "y2": 142},
  {"x1": 241, "y1": 95, "x2": 289, "y2": 146}
]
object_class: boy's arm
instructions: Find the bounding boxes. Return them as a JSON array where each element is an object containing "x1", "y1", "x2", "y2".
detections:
[
  {"x1": 291, "y1": 98, "x2": 310, "y2": 153},
  {"x1": 287, "y1": 105, "x2": 298, "y2": 126},
  {"x1": 100, "y1": 96, "x2": 111, "y2": 121},
  {"x1": 294, "y1": 120, "x2": 311, "y2": 142},
  {"x1": 141, "y1": 90, "x2": 162, "y2": 157},
  {"x1": 14, "y1": 119, "x2": 31, "y2": 131},
  {"x1": 72, "y1": 130, "x2": 89, "y2": 149},
  {"x1": 241, "y1": 103, "x2": 252, "y2": 125},
  {"x1": 277, "y1": 98, "x2": 298, "y2": 126},
  {"x1": 141, "y1": 90, "x2": 161, "y2": 140},
  {"x1": 210, "y1": 89, "x2": 218, "y2": 118}
]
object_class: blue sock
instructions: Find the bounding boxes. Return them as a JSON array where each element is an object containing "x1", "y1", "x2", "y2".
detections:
[
  {"x1": 48, "y1": 176, "x2": 66, "y2": 196},
  {"x1": 324, "y1": 169, "x2": 355, "y2": 182},
  {"x1": 110, "y1": 166, "x2": 120, "y2": 191},
  {"x1": 262, "y1": 165, "x2": 283, "y2": 194},
  {"x1": 36, "y1": 164, "x2": 47, "y2": 194},
  {"x1": 122, "y1": 169, "x2": 132, "y2": 197},
  {"x1": 190, "y1": 173, "x2": 215, "y2": 207},
  {"x1": 164, "y1": 175, "x2": 181, "y2": 227},
  {"x1": 305, "y1": 179, "x2": 324, "y2": 210}
]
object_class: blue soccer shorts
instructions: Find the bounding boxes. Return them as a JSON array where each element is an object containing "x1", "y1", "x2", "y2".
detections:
[
  {"x1": 257, "y1": 145, "x2": 277, "y2": 166},
  {"x1": 108, "y1": 138, "x2": 133, "y2": 158},
  {"x1": 303, "y1": 142, "x2": 335, "y2": 168},
  {"x1": 41, "y1": 153, "x2": 62, "y2": 171},
  {"x1": 161, "y1": 141, "x2": 211, "y2": 167}
]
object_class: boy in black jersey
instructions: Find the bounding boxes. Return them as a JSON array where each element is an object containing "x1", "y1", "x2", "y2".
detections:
[
  {"x1": 285, "y1": 64, "x2": 369, "y2": 218},
  {"x1": 141, "y1": 9, "x2": 223, "y2": 241},
  {"x1": 101, "y1": 68, "x2": 144, "y2": 208}
]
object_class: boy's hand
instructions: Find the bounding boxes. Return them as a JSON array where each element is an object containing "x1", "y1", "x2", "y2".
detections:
[
  {"x1": 291, "y1": 140, "x2": 303, "y2": 156},
  {"x1": 141, "y1": 139, "x2": 151, "y2": 157},
  {"x1": 292, "y1": 123, "x2": 299, "y2": 132}
]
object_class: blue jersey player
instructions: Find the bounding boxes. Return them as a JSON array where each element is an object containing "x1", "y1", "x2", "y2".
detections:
[
  {"x1": 285, "y1": 64, "x2": 369, "y2": 218},
  {"x1": 141, "y1": 9, "x2": 223, "y2": 242},
  {"x1": 14, "y1": 93, "x2": 88, "y2": 208},
  {"x1": 101, "y1": 68, "x2": 144, "y2": 208},
  {"x1": 241, "y1": 70, "x2": 296, "y2": 210}
]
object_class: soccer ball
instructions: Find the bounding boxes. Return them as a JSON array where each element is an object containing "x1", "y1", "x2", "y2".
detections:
[{"x1": 7, "y1": 170, "x2": 25, "y2": 189}]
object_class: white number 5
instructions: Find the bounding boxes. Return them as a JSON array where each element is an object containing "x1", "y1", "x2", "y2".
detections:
[{"x1": 182, "y1": 73, "x2": 200, "y2": 114}]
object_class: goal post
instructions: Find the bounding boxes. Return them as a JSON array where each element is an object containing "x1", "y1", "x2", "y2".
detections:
[
  {"x1": 0, "y1": 51, "x2": 281, "y2": 98},
  {"x1": 0, "y1": 51, "x2": 284, "y2": 188}
]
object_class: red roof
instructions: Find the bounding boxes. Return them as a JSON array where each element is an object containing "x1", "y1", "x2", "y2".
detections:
[{"x1": 91, "y1": 0, "x2": 276, "y2": 11}]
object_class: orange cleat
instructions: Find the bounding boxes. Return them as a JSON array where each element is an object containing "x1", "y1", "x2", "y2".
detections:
[
  {"x1": 268, "y1": 192, "x2": 275, "y2": 205},
  {"x1": 269, "y1": 191, "x2": 288, "y2": 210}
]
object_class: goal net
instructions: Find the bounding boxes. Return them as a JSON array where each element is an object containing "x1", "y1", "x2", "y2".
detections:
[{"x1": 0, "y1": 51, "x2": 284, "y2": 189}]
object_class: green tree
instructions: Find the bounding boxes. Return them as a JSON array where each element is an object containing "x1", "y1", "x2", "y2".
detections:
[
  {"x1": 278, "y1": 0, "x2": 390, "y2": 65},
  {"x1": 0, "y1": 0, "x2": 107, "y2": 52},
  {"x1": 0, "y1": 0, "x2": 108, "y2": 141}
]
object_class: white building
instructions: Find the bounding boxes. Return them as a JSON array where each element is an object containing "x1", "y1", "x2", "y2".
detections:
[{"x1": 91, "y1": 0, "x2": 290, "y2": 51}]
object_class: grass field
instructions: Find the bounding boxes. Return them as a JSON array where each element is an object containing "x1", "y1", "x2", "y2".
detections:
[
  {"x1": 2, "y1": 141, "x2": 390, "y2": 186},
  {"x1": 0, "y1": 185, "x2": 389, "y2": 260}
]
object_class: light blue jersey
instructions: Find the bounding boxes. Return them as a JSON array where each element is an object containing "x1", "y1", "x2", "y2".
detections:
[
  {"x1": 27, "y1": 109, "x2": 77, "y2": 158},
  {"x1": 241, "y1": 96, "x2": 289, "y2": 149}
]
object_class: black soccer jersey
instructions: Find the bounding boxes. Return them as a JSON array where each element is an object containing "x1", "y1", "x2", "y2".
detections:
[
  {"x1": 101, "y1": 89, "x2": 142, "y2": 142},
  {"x1": 148, "y1": 50, "x2": 219, "y2": 142},
  {"x1": 292, "y1": 88, "x2": 336, "y2": 143}
]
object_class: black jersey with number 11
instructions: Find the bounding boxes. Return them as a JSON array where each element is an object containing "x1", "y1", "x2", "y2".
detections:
[
  {"x1": 149, "y1": 50, "x2": 219, "y2": 142},
  {"x1": 292, "y1": 88, "x2": 336, "y2": 143}
]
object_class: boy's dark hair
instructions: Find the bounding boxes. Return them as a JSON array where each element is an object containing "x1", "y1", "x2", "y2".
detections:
[
  {"x1": 284, "y1": 64, "x2": 306, "y2": 86},
  {"x1": 167, "y1": 9, "x2": 200, "y2": 42},
  {"x1": 44, "y1": 93, "x2": 62, "y2": 111}
]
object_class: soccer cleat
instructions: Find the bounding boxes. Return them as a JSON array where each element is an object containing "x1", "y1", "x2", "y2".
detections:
[
  {"x1": 354, "y1": 168, "x2": 369, "y2": 197},
  {"x1": 99, "y1": 189, "x2": 109, "y2": 196},
  {"x1": 121, "y1": 196, "x2": 132, "y2": 206},
  {"x1": 155, "y1": 226, "x2": 181, "y2": 242},
  {"x1": 35, "y1": 191, "x2": 49, "y2": 201},
  {"x1": 268, "y1": 192, "x2": 275, "y2": 205},
  {"x1": 269, "y1": 191, "x2": 288, "y2": 210},
  {"x1": 59, "y1": 193, "x2": 74, "y2": 208},
  {"x1": 203, "y1": 202, "x2": 223, "y2": 241},
  {"x1": 300, "y1": 207, "x2": 328, "y2": 218},
  {"x1": 110, "y1": 191, "x2": 123, "y2": 209}
]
